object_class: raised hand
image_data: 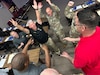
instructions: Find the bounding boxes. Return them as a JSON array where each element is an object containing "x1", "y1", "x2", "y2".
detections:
[
  {"x1": 27, "y1": 38, "x2": 34, "y2": 45},
  {"x1": 32, "y1": 0, "x2": 38, "y2": 9},
  {"x1": 46, "y1": 0, "x2": 52, "y2": 5},
  {"x1": 68, "y1": 1, "x2": 74, "y2": 7},
  {"x1": 38, "y1": 2, "x2": 43, "y2": 9},
  {"x1": 20, "y1": 42, "x2": 24, "y2": 46},
  {"x1": 9, "y1": 19, "x2": 18, "y2": 26}
]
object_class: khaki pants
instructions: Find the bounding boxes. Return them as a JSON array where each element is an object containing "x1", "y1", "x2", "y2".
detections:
[{"x1": 40, "y1": 37, "x2": 60, "y2": 52}]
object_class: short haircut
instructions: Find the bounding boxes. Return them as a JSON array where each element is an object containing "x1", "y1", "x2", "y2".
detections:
[
  {"x1": 10, "y1": 30, "x2": 17, "y2": 34},
  {"x1": 77, "y1": 8, "x2": 99, "y2": 29},
  {"x1": 11, "y1": 53, "x2": 29, "y2": 71},
  {"x1": 26, "y1": 19, "x2": 33, "y2": 26},
  {"x1": 26, "y1": 20, "x2": 36, "y2": 26}
]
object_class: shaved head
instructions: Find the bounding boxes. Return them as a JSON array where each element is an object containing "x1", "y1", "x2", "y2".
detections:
[
  {"x1": 11, "y1": 53, "x2": 29, "y2": 71},
  {"x1": 40, "y1": 68, "x2": 62, "y2": 75}
]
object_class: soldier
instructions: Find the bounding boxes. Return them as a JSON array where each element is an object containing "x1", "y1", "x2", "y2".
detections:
[
  {"x1": 64, "y1": 1, "x2": 80, "y2": 46},
  {"x1": 39, "y1": 0, "x2": 66, "y2": 44}
]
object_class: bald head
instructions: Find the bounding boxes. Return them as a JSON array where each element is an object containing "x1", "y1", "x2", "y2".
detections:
[
  {"x1": 11, "y1": 53, "x2": 29, "y2": 71},
  {"x1": 40, "y1": 68, "x2": 62, "y2": 75}
]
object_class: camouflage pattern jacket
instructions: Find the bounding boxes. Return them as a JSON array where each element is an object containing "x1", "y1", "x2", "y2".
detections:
[
  {"x1": 46, "y1": 3, "x2": 63, "y2": 31},
  {"x1": 64, "y1": 5, "x2": 80, "y2": 38}
]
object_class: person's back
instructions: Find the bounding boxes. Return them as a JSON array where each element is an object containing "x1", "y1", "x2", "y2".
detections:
[
  {"x1": 13, "y1": 63, "x2": 46, "y2": 75},
  {"x1": 73, "y1": 8, "x2": 100, "y2": 75},
  {"x1": 11, "y1": 53, "x2": 47, "y2": 75},
  {"x1": 75, "y1": 26, "x2": 100, "y2": 75}
]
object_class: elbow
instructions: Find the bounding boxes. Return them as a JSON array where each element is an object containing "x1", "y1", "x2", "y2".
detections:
[{"x1": 73, "y1": 62, "x2": 83, "y2": 69}]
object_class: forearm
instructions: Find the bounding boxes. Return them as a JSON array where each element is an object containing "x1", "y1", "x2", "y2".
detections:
[
  {"x1": 70, "y1": 37, "x2": 80, "y2": 42},
  {"x1": 18, "y1": 43, "x2": 24, "y2": 49},
  {"x1": 16, "y1": 24, "x2": 24, "y2": 31},
  {"x1": 18, "y1": 45, "x2": 22, "y2": 49},
  {"x1": 73, "y1": 38, "x2": 80, "y2": 42},
  {"x1": 64, "y1": 6, "x2": 74, "y2": 19},
  {"x1": 35, "y1": 9, "x2": 42, "y2": 24},
  {"x1": 15, "y1": 24, "x2": 29, "y2": 34},
  {"x1": 38, "y1": 8, "x2": 46, "y2": 19},
  {"x1": 21, "y1": 44, "x2": 29, "y2": 54},
  {"x1": 50, "y1": 3, "x2": 60, "y2": 12},
  {"x1": 44, "y1": 50, "x2": 51, "y2": 68}
]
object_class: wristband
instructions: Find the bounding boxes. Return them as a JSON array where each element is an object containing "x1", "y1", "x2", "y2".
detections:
[{"x1": 35, "y1": 9, "x2": 38, "y2": 10}]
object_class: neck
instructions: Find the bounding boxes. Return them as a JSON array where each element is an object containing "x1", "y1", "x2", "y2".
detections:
[
  {"x1": 32, "y1": 26, "x2": 37, "y2": 31},
  {"x1": 16, "y1": 35, "x2": 19, "y2": 38},
  {"x1": 82, "y1": 28, "x2": 96, "y2": 37}
]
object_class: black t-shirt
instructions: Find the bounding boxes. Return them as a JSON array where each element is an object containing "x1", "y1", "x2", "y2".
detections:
[{"x1": 29, "y1": 22, "x2": 48, "y2": 44}]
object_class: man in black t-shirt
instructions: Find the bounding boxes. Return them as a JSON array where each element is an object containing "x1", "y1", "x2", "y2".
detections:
[
  {"x1": 26, "y1": 20, "x2": 48, "y2": 44},
  {"x1": 9, "y1": 19, "x2": 48, "y2": 44}
]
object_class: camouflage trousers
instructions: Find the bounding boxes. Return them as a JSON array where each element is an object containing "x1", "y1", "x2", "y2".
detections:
[
  {"x1": 55, "y1": 29, "x2": 67, "y2": 44},
  {"x1": 45, "y1": 37, "x2": 60, "y2": 52},
  {"x1": 69, "y1": 19, "x2": 80, "y2": 38}
]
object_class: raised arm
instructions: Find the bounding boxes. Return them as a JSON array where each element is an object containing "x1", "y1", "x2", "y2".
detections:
[
  {"x1": 46, "y1": 0, "x2": 60, "y2": 12},
  {"x1": 9, "y1": 19, "x2": 30, "y2": 34},
  {"x1": 40, "y1": 44, "x2": 51, "y2": 68},
  {"x1": 32, "y1": 0, "x2": 42, "y2": 24},
  {"x1": 38, "y1": 2, "x2": 47, "y2": 19},
  {"x1": 22, "y1": 38, "x2": 33, "y2": 54},
  {"x1": 64, "y1": 1, "x2": 75, "y2": 19}
]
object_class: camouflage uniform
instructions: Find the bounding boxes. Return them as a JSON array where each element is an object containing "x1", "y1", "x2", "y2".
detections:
[
  {"x1": 38, "y1": 9, "x2": 60, "y2": 54},
  {"x1": 46, "y1": 37, "x2": 60, "y2": 53},
  {"x1": 46, "y1": 4, "x2": 66, "y2": 44},
  {"x1": 38, "y1": 8, "x2": 48, "y2": 22},
  {"x1": 64, "y1": 5, "x2": 80, "y2": 38}
]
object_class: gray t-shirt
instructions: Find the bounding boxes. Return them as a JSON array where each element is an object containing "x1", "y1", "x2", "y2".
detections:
[
  {"x1": 13, "y1": 64, "x2": 46, "y2": 75},
  {"x1": 0, "y1": 68, "x2": 9, "y2": 75},
  {"x1": 13, "y1": 32, "x2": 28, "y2": 48},
  {"x1": 0, "y1": 72, "x2": 8, "y2": 75}
]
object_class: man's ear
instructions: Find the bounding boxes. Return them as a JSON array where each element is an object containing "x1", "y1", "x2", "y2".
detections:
[
  {"x1": 24, "y1": 60, "x2": 29, "y2": 67},
  {"x1": 81, "y1": 25, "x2": 86, "y2": 32}
]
